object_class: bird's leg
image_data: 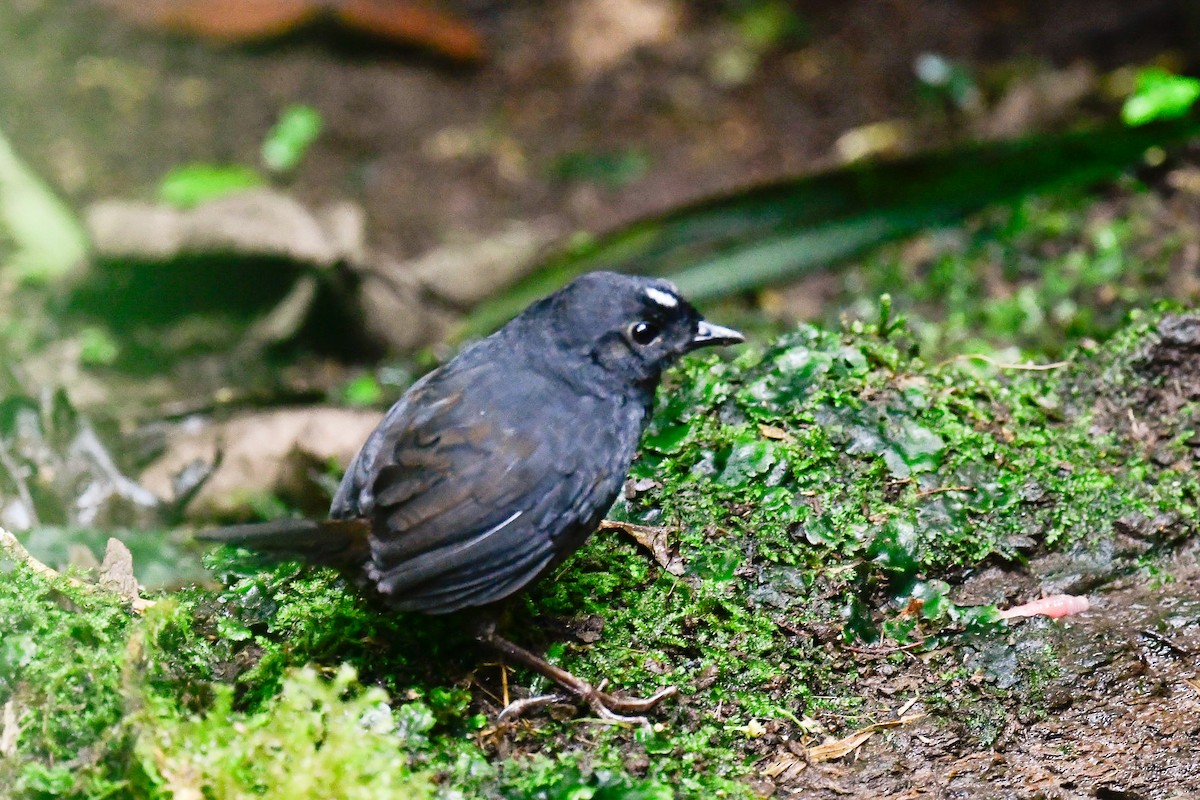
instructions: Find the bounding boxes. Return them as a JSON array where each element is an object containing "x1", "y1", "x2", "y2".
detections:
[{"x1": 473, "y1": 620, "x2": 676, "y2": 725}]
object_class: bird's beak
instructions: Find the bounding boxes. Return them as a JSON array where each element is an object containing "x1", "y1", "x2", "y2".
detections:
[{"x1": 689, "y1": 320, "x2": 745, "y2": 350}]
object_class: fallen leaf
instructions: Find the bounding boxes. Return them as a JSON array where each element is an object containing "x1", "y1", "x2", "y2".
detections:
[
  {"x1": 139, "y1": 407, "x2": 381, "y2": 519},
  {"x1": 87, "y1": 190, "x2": 362, "y2": 267},
  {"x1": 338, "y1": 0, "x2": 484, "y2": 61},
  {"x1": 807, "y1": 713, "x2": 928, "y2": 763},
  {"x1": 758, "y1": 423, "x2": 794, "y2": 442},
  {"x1": 598, "y1": 520, "x2": 685, "y2": 575},
  {"x1": 104, "y1": 0, "x2": 317, "y2": 38},
  {"x1": 103, "y1": 0, "x2": 484, "y2": 60}
]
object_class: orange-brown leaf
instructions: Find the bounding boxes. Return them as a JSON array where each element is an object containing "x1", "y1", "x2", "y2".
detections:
[
  {"x1": 105, "y1": 0, "x2": 322, "y2": 40},
  {"x1": 336, "y1": 0, "x2": 484, "y2": 60}
]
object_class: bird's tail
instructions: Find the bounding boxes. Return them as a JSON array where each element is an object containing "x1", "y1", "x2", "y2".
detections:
[{"x1": 196, "y1": 517, "x2": 371, "y2": 570}]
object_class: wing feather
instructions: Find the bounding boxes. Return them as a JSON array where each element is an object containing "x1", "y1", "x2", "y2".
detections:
[{"x1": 331, "y1": 352, "x2": 639, "y2": 614}]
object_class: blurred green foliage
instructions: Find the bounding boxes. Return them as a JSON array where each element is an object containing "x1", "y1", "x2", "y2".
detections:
[
  {"x1": 156, "y1": 104, "x2": 322, "y2": 208},
  {"x1": 78, "y1": 326, "x2": 120, "y2": 367},
  {"x1": 0, "y1": 127, "x2": 87, "y2": 284},
  {"x1": 262, "y1": 104, "x2": 323, "y2": 175},
  {"x1": 340, "y1": 373, "x2": 385, "y2": 407},
  {"x1": 1122, "y1": 67, "x2": 1200, "y2": 126},
  {"x1": 158, "y1": 163, "x2": 265, "y2": 208},
  {"x1": 466, "y1": 118, "x2": 1200, "y2": 336},
  {"x1": 552, "y1": 149, "x2": 650, "y2": 189}
]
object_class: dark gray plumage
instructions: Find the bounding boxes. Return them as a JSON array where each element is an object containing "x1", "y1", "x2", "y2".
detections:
[{"x1": 199, "y1": 271, "x2": 743, "y2": 720}]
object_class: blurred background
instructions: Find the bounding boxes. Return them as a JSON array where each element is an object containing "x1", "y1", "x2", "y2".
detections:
[{"x1": 4, "y1": 0, "x2": 1200, "y2": 576}]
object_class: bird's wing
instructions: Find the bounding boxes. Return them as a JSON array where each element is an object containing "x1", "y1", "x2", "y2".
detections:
[{"x1": 356, "y1": 366, "x2": 625, "y2": 613}]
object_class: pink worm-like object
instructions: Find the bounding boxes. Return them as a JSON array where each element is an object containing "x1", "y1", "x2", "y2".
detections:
[{"x1": 997, "y1": 594, "x2": 1090, "y2": 620}]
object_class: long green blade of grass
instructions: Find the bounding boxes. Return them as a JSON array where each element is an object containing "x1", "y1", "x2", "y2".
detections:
[{"x1": 463, "y1": 117, "x2": 1200, "y2": 335}]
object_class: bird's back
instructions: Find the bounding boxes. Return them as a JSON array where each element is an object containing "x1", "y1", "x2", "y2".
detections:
[{"x1": 332, "y1": 339, "x2": 647, "y2": 613}]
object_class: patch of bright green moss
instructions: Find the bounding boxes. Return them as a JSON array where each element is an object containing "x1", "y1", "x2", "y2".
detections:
[
  {"x1": 0, "y1": 558, "x2": 133, "y2": 798},
  {"x1": 829, "y1": 186, "x2": 1196, "y2": 359},
  {"x1": 132, "y1": 665, "x2": 436, "y2": 799}
]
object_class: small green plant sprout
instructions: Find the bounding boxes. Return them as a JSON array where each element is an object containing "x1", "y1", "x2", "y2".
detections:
[
  {"x1": 1121, "y1": 67, "x2": 1200, "y2": 126},
  {"x1": 158, "y1": 163, "x2": 265, "y2": 208},
  {"x1": 262, "y1": 104, "x2": 324, "y2": 174}
]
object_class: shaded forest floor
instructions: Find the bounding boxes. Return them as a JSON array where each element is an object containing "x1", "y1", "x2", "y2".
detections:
[
  {"x1": 5, "y1": 306, "x2": 1200, "y2": 799},
  {"x1": 3, "y1": 2, "x2": 1200, "y2": 799}
]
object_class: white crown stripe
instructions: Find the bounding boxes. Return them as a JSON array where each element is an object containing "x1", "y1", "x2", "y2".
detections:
[{"x1": 644, "y1": 287, "x2": 679, "y2": 308}]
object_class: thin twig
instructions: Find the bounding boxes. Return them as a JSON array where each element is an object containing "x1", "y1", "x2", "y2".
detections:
[
  {"x1": 915, "y1": 485, "x2": 974, "y2": 499},
  {"x1": 938, "y1": 354, "x2": 1068, "y2": 371},
  {"x1": 842, "y1": 638, "x2": 929, "y2": 657}
]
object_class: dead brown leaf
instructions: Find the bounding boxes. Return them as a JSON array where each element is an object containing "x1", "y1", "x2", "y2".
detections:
[
  {"x1": 99, "y1": 537, "x2": 141, "y2": 605},
  {"x1": 86, "y1": 191, "x2": 363, "y2": 268},
  {"x1": 758, "y1": 423, "x2": 794, "y2": 442},
  {"x1": 807, "y1": 713, "x2": 928, "y2": 763},
  {"x1": 139, "y1": 407, "x2": 380, "y2": 519},
  {"x1": 598, "y1": 520, "x2": 684, "y2": 575},
  {"x1": 101, "y1": 0, "x2": 484, "y2": 60}
]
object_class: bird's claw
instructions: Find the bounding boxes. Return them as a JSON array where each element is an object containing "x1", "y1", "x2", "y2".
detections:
[
  {"x1": 498, "y1": 692, "x2": 571, "y2": 721},
  {"x1": 497, "y1": 684, "x2": 677, "y2": 725},
  {"x1": 580, "y1": 683, "x2": 678, "y2": 725},
  {"x1": 474, "y1": 623, "x2": 677, "y2": 725}
]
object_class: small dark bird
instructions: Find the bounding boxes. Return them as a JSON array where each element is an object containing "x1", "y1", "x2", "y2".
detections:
[{"x1": 200, "y1": 271, "x2": 743, "y2": 721}]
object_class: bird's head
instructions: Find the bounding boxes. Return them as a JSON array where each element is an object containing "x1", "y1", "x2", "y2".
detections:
[{"x1": 517, "y1": 271, "x2": 744, "y2": 390}]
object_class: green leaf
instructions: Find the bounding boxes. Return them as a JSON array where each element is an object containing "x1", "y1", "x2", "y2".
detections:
[
  {"x1": 158, "y1": 163, "x2": 264, "y2": 208},
  {"x1": 908, "y1": 579, "x2": 951, "y2": 620},
  {"x1": 717, "y1": 438, "x2": 777, "y2": 487},
  {"x1": 341, "y1": 373, "x2": 384, "y2": 407},
  {"x1": 869, "y1": 518, "x2": 920, "y2": 576},
  {"x1": 262, "y1": 104, "x2": 323, "y2": 174},
  {"x1": 1122, "y1": 68, "x2": 1200, "y2": 127},
  {"x1": 78, "y1": 326, "x2": 120, "y2": 367},
  {"x1": 735, "y1": 1, "x2": 804, "y2": 50},
  {"x1": 643, "y1": 421, "x2": 693, "y2": 454},
  {"x1": 0, "y1": 126, "x2": 88, "y2": 285},
  {"x1": 216, "y1": 616, "x2": 252, "y2": 643},
  {"x1": 552, "y1": 148, "x2": 648, "y2": 188}
]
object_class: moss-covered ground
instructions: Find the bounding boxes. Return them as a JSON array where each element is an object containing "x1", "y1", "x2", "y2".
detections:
[
  {"x1": 4, "y1": 298, "x2": 1197, "y2": 798},
  {"x1": 775, "y1": 177, "x2": 1200, "y2": 360}
]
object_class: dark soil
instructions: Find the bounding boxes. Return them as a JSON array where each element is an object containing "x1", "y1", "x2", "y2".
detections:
[{"x1": 776, "y1": 543, "x2": 1200, "y2": 800}]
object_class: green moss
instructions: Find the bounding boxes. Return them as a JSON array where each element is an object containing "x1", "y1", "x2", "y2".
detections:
[
  {"x1": 0, "y1": 558, "x2": 133, "y2": 799},
  {"x1": 828, "y1": 186, "x2": 1194, "y2": 359},
  {"x1": 133, "y1": 665, "x2": 436, "y2": 799}
]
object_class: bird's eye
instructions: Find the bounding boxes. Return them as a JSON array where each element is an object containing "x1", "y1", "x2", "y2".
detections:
[{"x1": 629, "y1": 321, "x2": 660, "y2": 345}]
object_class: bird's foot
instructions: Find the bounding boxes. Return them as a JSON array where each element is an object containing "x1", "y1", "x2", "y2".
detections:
[
  {"x1": 498, "y1": 692, "x2": 571, "y2": 721},
  {"x1": 498, "y1": 683, "x2": 676, "y2": 725},
  {"x1": 475, "y1": 621, "x2": 677, "y2": 725},
  {"x1": 578, "y1": 680, "x2": 677, "y2": 724}
]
